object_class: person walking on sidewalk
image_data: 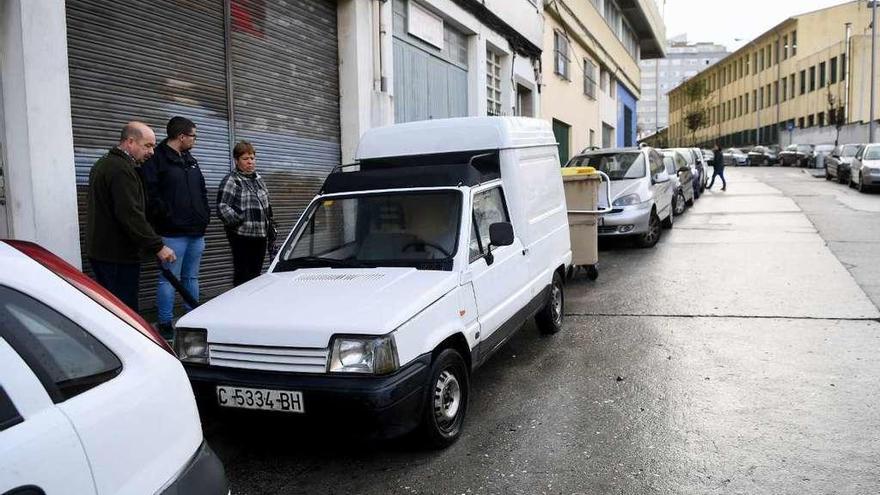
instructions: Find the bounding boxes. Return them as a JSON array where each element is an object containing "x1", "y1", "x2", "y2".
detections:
[
  {"x1": 708, "y1": 143, "x2": 727, "y2": 191},
  {"x1": 141, "y1": 116, "x2": 210, "y2": 335},
  {"x1": 86, "y1": 122, "x2": 176, "y2": 311},
  {"x1": 217, "y1": 141, "x2": 276, "y2": 286}
]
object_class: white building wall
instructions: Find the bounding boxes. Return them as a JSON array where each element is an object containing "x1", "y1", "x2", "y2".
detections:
[
  {"x1": 1, "y1": 0, "x2": 80, "y2": 266},
  {"x1": 339, "y1": 0, "x2": 543, "y2": 164}
]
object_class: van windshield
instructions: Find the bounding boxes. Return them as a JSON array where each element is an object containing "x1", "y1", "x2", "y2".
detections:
[
  {"x1": 275, "y1": 190, "x2": 461, "y2": 272},
  {"x1": 568, "y1": 152, "x2": 645, "y2": 180}
]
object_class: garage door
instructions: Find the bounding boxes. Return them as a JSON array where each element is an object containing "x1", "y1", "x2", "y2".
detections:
[{"x1": 66, "y1": 0, "x2": 340, "y2": 312}]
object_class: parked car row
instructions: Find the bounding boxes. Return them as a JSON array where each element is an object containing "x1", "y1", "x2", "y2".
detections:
[
  {"x1": 825, "y1": 142, "x2": 880, "y2": 192},
  {"x1": 564, "y1": 146, "x2": 711, "y2": 248}
]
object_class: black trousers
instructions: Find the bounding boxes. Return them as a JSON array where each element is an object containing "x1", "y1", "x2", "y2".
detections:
[
  {"x1": 708, "y1": 167, "x2": 727, "y2": 189},
  {"x1": 226, "y1": 231, "x2": 267, "y2": 286},
  {"x1": 90, "y1": 259, "x2": 141, "y2": 311}
]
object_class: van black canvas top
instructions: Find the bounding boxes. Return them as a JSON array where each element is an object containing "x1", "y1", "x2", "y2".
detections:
[{"x1": 321, "y1": 150, "x2": 500, "y2": 194}]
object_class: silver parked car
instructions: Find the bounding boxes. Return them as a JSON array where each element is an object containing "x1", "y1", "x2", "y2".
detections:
[
  {"x1": 567, "y1": 147, "x2": 674, "y2": 248},
  {"x1": 661, "y1": 149, "x2": 695, "y2": 216},
  {"x1": 825, "y1": 143, "x2": 862, "y2": 183},
  {"x1": 849, "y1": 143, "x2": 880, "y2": 192}
]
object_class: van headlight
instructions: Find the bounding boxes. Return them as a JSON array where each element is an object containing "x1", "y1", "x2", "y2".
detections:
[
  {"x1": 174, "y1": 328, "x2": 208, "y2": 364},
  {"x1": 613, "y1": 194, "x2": 641, "y2": 207},
  {"x1": 328, "y1": 335, "x2": 399, "y2": 374}
]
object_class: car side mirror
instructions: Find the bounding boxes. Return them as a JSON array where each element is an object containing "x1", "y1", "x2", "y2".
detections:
[{"x1": 652, "y1": 171, "x2": 670, "y2": 184}]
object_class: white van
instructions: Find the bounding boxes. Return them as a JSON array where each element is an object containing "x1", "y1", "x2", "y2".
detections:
[{"x1": 175, "y1": 117, "x2": 571, "y2": 447}]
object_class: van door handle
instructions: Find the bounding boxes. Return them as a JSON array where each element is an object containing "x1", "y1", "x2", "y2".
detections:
[{"x1": 522, "y1": 248, "x2": 529, "y2": 256}]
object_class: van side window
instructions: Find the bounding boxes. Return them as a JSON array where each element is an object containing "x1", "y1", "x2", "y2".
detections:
[
  {"x1": 470, "y1": 188, "x2": 511, "y2": 263},
  {"x1": 0, "y1": 285, "x2": 122, "y2": 403}
]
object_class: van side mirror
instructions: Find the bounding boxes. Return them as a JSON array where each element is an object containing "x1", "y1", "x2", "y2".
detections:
[
  {"x1": 483, "y1": 222, "x2": 514, "y2": 266},
  {"x1": 489, "y1": 222, "x2": 514, "y2": 247}
]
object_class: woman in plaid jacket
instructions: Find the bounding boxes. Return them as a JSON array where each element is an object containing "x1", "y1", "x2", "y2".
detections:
[{"x1": 217, "y1": 141, "x2": 275, "y2": 286}]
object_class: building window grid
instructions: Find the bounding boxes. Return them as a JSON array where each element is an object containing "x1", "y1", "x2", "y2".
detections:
[
  {"x1": 486, "y1": 49, "x2": 503, "y2": 116},
  {"x1": 799, "y1": 69, "x2": 806, "y2": 95},
  {"x1": 583, "y1": 58, "x2": 597, "y2": 100},
  {"x1": 554, "y1": 31, "x2": 570, "y2": 80},
  {"x1": 830, "y1": 57, "x2": 838, "y2": 85},
  {"x1": 819, "y1": 61, "x2": 826, "y2": 88},
  {"x1": 809, "y1": 66, "x2": 816, "y2": 92}
]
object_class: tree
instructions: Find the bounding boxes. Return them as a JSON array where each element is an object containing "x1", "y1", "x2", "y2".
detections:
[
  {"x1": 827, "y1": 90, "x2": 846, "y2": 145},
  {"x1": 682, "y1": 78, "x2": 711, "y2": 146}
]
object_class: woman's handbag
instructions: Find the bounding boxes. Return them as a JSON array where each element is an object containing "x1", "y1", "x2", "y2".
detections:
[{"x1": 266, "y1": 218, "x2": 279, "y2": 258}]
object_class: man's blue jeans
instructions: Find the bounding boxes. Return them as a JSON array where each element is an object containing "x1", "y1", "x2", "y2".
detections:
[{"x1": 157, "y1": 235, "x2": 205, "y2": 324}]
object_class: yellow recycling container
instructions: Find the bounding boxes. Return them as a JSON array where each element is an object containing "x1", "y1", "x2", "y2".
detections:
[{"x1": 561, "y1": 166, "x2": 602, "y2": 280}]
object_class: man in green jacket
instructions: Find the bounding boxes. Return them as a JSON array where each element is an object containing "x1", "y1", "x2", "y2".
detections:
[{"x1": 86, "y1": 121, "x2": 176, "y2": 311}]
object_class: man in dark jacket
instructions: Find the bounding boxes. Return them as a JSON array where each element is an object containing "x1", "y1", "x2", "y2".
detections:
[
  {"x1": 86, "y1": 122, "x2": 176, "y2": 311},
  {"x1": 141, "y1": 116, "x2": 210, "y2": 333},
  {"x1": 708, "y1": 143, "x2": 727, "y2": 191}
]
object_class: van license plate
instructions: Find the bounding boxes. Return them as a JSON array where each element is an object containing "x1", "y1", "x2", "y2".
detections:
[{"x1": 216, "y1": 386, "x2": 304, "y2": 413}]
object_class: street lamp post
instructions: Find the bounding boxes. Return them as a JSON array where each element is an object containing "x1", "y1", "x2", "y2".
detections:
[{"x1": 871, "y1": 0, "x2": 877, "y2": 142}]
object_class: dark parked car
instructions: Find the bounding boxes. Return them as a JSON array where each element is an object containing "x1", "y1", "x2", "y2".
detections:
[
  {"x1": 825, "y1": 143, "x2": 862, "y2": 183},
  {"x1": 779, "y1": 144, "x2": 814, "y2": 167},
  {"x1": 748, "y1": 145, "x2": 780, "y2": 166}
]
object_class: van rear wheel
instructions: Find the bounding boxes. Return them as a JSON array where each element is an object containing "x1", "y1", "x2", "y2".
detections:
[
  {"x1": 419, "y1": 349, "x2": 469, "y2": 449},
  {"x1": 536, "y1": 272, "x2": 564, "y2": 335}
]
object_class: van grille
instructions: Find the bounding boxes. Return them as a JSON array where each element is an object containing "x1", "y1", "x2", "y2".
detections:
[{"x1": 209, "y1": 343, "x2": 329, "y2": 373}]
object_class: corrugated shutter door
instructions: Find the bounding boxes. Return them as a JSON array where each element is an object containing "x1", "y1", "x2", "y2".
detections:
[
  {"x1": 66, "y1": 0, "x2": 232, "y2": 309},
  {"x1": 230, "y1": 0, "x2": 340, "y2": 239}
]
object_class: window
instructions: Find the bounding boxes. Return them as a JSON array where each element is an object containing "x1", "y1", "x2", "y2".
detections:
[
  {"x1": 781, "y1": 76, "x2": 787, "y2": 101},
  {"x1": 809, "y1": 66, "x2": 816, "y2": 92},
  {"x1": 798, "y1": 117, "x2": 805, "y2": 128},
  {"x1": 469, "y1": 188, "x2": 510, "y2": 263},
  {"x1": 745, "y1": 93, "x2": 750, "y2": 113},
  {"x1": 807, "y1": 114, "x2": 815, "y2": 127},
  {"x1": 774, "y1": 81, "x2": 779, "y2": 105},
  {"x1": 443, "y1": 24, "x2": 469, "y2": 67},
  {"x1": 759, "y1": 49, "x2": 764, "y2": 71},
  {"x1": 554, "y1": 31, "x2": 570, "y2": 79},
  {"x1": 791, "y1": 30, "x2": 797, "y2": 56},
  {"x1": 818, "y1": 111, "x2": 825, "y2": 126},
  {"x1": 486, "y1": 49, "x2": 503, "y2": 116},
  {"x1": 799, "y1": 70, "x2": 806, "y2": 95},
  {"x1": 583, "y1": 58, "x2": 597, "y2": 99},
  {"x1": 600, "y1": 68, "x2": 608, "y2": 93},
  {"x1": 774, "y1": 39, "x2": 780, "y2": 65},
  {"x1": 605, "y1": 1, "x2": 621, "y2": 34},
  {"x1": 841, "y1": 53, "x2": 847, "y2": 81},
  {"x1": 738, "y1": 95, "x2": 743, "y2": 117},
  {"x1": 790, "y1": 73, "x2": 796, "y2": 98},
  {"x1": 758, "y1": 88, "x2": 763, "y2": 109},
  {"x1": 752, "y1": 89, "x2": 757, "y2": 112},
  {"x1": 783, "y1": 35, "x2": 789, "y2": 60},
  {"x1": 819, "y1": 61, "x2": 826, "y2": 88},
  {"x1": 830, "y1": 57, "x2": 838, "y2": 84},
  {"x1": 0, "y1": 285, "x2": 122, "y2": 403},
  {"x1": 589, "y1": 129, "x2": 596, "y2": 148}
]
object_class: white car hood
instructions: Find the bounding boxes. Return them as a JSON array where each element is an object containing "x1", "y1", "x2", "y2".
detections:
[{"x1": 177, "y1": 268, "x2": 459, "y2": 348}]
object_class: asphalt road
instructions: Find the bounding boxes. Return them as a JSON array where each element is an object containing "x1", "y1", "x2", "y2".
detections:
[{"x1": 204, "y1": 167, "x2": 880, "y2": 495}]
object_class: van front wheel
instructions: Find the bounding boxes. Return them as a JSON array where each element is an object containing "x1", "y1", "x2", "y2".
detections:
[
  {"x1": 536, "y1": 272, "x2": 564, "y2": 335},
  {"x1": 419, "y1": 349, "x2": 469, "y2": 449}
]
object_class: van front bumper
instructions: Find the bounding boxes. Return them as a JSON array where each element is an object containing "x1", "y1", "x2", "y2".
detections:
[
  {"x1": 184, "y1": 354, "x2": 431, "y2": 438},
  {"x1": 597, "y1": 207, "x2": 651, "y2": 236}
]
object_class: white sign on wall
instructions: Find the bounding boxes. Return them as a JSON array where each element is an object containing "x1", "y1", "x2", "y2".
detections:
[{"x1": 408, "y1": 1, "x2": 444, "y2": 49}]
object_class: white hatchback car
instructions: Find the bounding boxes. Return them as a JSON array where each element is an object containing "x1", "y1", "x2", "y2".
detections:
[{"x1": 0, "y1": 240, "x2": 228, "y2": 495}]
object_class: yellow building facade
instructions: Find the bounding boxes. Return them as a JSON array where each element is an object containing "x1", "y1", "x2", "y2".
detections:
[
  {"x1": 541, "y1": 0, "x2": 664, "y2": 162},
  {"x1": 668, "y1": 1, "x2": 876, "y2": 147}
]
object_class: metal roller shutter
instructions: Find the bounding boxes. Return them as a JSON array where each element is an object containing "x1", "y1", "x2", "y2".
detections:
[
  {"x1": 230, "y1": 0, "x2": 340, "y2": 237},
  {"x1": 66, "y1": 0, "x2": 231, "y2": 310},
  {"x1": 66, "y1": 0, "x2": 341, "y2": 313}
]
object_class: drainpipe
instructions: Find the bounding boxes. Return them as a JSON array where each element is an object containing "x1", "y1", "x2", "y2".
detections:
[{"x1": 844, "y1": 22, "x2": 852, "y2": 122}]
